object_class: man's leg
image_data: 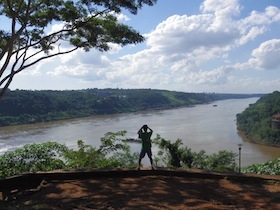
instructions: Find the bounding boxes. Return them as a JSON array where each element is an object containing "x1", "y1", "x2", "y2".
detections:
[
  {"x1": 138, "y1": 157, "x2": 142, "y2": 170},
  {"x1": 138, "y1": 150, "x2": 145, "y2": 170},
  {"x1": 149, "y1": 157, "x2": 154, "y2": 169},
  {"x1": 147, "y1": 149, "x2": 154, "y2": 170}
]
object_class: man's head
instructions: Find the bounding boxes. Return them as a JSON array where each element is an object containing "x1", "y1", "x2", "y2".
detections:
[{"x1": 143, "y1": 124, "x2": 148, "y2": 131}]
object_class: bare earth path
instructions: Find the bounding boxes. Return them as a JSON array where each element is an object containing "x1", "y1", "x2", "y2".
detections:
[{"x1": 1, "y1": 168, "x2": 279, "y2": 210}]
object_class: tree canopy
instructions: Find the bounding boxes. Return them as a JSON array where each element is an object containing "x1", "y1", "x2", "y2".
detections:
[
  {"x1": 236, "y1": 91, "x2": 280, "y2": 146},
  {"x1": 0, "y1": 0, "x2": 157, "y2": 99}
]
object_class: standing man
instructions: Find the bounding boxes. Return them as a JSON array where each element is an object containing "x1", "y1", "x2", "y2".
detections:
[{"x1": 137, "y1": 124, "x2": 154, "y2": 170}]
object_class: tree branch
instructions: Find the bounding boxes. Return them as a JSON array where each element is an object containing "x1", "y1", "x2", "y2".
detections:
[{"x1": 0, "y1": 0, "x2": 31, "y2": 75}]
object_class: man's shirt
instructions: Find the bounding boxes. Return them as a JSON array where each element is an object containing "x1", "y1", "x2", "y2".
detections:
[{"x1": 139, "y1": 132, "x2": 152, "y2": 150}]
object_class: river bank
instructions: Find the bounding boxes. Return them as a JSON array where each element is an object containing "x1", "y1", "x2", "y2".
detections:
[{"x1": 238, "y1": 131, "x2": 280, "y2": 148}]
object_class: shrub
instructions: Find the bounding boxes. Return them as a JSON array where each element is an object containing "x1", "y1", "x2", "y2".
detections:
[
  {"x1": 154, "y1": 135, "x2": 237, "y2": 172},
  {"x1": 242, "y1": 157, "x2": 280, "y2": 175},
  {"x1": 0, "y1": 142, "x2": 68, "y2": 178}
]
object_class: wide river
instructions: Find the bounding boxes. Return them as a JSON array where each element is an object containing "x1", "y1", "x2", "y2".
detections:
[{"x1": 0, "y1": 97, "x2": 279, "y2": 167}]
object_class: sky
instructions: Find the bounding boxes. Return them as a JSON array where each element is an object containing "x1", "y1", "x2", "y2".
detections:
[{"x1": 7, "y1": 0, "x2": 280, "y2": 93}]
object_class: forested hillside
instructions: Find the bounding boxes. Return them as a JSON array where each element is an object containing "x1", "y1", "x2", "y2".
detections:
[
  {"x1": 0, "y1": 88, "x2": 262, "y2": 127},
  {"x1": 237, "y1": 91, "x2": 280, "y2": 146}
]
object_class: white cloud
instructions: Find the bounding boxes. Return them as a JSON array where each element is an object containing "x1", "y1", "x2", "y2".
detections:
[
  {"x1": 226, "y1": 75, "x2": 280, "y2": 93},
  {"x1": 238, "y1": 26, "x2": 267, "y2": 45},
  {"x1": 234, "y1": 39, "x2": 280, "y2": 71},
  {"x1": 146, "y1": 13, "x2": 237, "y2": 55},
  {"x1": 266, "y1": 6, "x2": 280, "y2": 21},
  {"x1": 200, "y1": 0, "x2": 241, "y2": 16},
  {"x1": 237, "y1": 6, "x2": 280, "y2": 45},
  {"x1": 109, "y1": 12, "x2": 131, "y2": 22},
  {"x1": 48, "y1": 63, "x2": 108, "y2": 82},
  {"x1": 247, "y1": 39, "x2": 280, "y2": 70},
  {"x1": 47, "y1": 49, "x2": 111, "y2": 81},
  {"x1": 24, "y1": 0, "x2": 280, "y2": 93}
]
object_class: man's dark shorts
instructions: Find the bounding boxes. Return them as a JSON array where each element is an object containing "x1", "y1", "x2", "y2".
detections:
[{"x1": 139, "y1": 148, "x2": 152, "y2": 158}]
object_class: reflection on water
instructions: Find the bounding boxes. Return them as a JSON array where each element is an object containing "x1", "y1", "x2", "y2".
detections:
[{"x1": 0, "y1": 97, "x2": 279, "y2": 166}]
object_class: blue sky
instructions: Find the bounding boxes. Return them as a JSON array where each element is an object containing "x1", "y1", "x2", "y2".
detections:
[{"x1": 8, "y1": 0, "x2": 280, "y2": 93}]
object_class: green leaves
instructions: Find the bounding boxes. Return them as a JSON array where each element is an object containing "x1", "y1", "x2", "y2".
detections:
[
  {"x1": 0, "y1": 130, "x2": 138, "y2": 178},
  {"x1": 0, "y1": 142, "x2": 68, "y2": 178},
  {"x1": 62, "y1": 131, "x2": 138, "y2": 169},
  {"x1": 0, "y1": 0, "x2": 158, "y2": 98},
  {"x1": 205, "y1": 150, "x2": 237, "y2": 172},
  {"x1": 154, "y1": 135, "x2": 237, "y2": 172},
  {"x1": 242, "y1": 158, "x2": 280, "y2": 175},
  {"x1": 63, "y1": 139, "x2": 101, "y2": 169},
  {"x1": 99, "y1": 130, "x2": 129, "y2": 155}
]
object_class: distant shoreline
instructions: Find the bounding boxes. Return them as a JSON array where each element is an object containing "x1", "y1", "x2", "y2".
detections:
[
  {"x1": 237, "y1": 130, "x2": 280, "y2": 148},
  {"x1": 0, "y1": 88, "x2": 263, "y2": 128}
]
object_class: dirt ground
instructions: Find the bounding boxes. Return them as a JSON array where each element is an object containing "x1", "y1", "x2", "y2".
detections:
[{"x1": 1, "y1": 168, "x2": 279, "y2": 210}]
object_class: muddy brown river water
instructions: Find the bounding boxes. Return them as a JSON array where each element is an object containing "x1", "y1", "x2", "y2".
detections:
[{"x1": 0, "y1": 97, "x2": 279, "y2": 166}]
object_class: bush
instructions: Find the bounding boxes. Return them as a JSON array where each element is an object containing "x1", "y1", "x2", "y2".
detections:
[
  {"x1": 63, "y1": 131, "x2": 138, "y2": 169},
  {"x1": 0, "y1": 131, "x2": 138, "y2": 179},
  {"x1": 242, "y1": 157, "x2": 280, "y2": 175},
  {"x1": 0, "y1": 142, "x2": 68, "y2": 178},
  {"x1": 154, "y1": 135, "x2": 237, "y2": 172}
]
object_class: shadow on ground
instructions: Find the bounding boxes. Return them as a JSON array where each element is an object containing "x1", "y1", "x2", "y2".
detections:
[{"x1": 1, "y1": 168, "x2": 279, "y2": 209}]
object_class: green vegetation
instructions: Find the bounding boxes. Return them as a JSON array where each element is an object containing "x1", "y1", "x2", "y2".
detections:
[
  {"x1": 0, "y1": 131, "x2": 279, "y2": 179},
  {"x1": 0, "y1": 142, "x2": 68, "y2": 178},
  {"x1": 236, "y1": 91, "x2": 280, "y2": 146},
  {"x1": 242, "y1": 157, "x2": 280, "y2": 175},
  {"x1": 153, "y1": 135, "x2": 237, "y2": 172},
  {"x1": 63, "y1": 131, "x2": 138, "y2": 169},
  {"x1": 0, "y1": 131, "x2": 138, "y2": 178},
  {"x1": 0, "y1": 0, "x2": 157, "y2": 98},
  {"x1": 0, "y1": 88, "x2": 262, "y2": 127}
]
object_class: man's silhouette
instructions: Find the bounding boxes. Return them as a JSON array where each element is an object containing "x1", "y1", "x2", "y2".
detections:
[{"x1": 137, "y1": 124, "x2": 154, "y2": 170}]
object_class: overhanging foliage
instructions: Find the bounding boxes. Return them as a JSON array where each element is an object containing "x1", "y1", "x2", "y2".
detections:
[{"x1": 0, "y1": 0, "x2": 157, "y2": 98}]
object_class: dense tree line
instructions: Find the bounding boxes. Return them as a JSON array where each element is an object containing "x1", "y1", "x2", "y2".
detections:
[
  {"x1": 236, "y1": 91, "x2": 280, "y2": 146},
  {"x1": 0, "y1": 88, "x2": 262, "y2": 127}
]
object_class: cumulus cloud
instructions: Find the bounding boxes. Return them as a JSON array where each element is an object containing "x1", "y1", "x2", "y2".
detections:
[
  {"x1": 243, "y1": 39, "x2": 280, "y2": 70},
  {"x1": 200, "y1": 0, "x2": 241, "y2": 15},
  {"x1": 42, "y1": 0, "x2": 280, "y2": 92},
  {"x1": 146, "y1": 14, "x2": 237, "y2": 55},
  {"x1": 237, "y1": 6, "x2": 280, "y2": 45},
  {"x1": 47, "y1": 49, "x2": 111, "y2": 81}
]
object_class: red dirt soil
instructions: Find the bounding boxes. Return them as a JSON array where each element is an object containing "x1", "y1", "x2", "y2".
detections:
[{"x1": 1, "y1": 168, "x2": 279, "y2": 210}]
